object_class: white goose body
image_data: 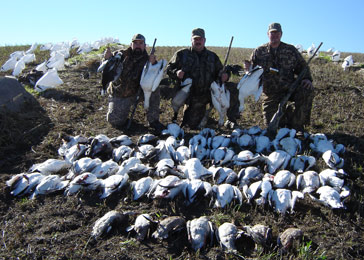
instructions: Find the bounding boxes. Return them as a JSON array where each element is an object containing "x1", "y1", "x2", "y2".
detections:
[
  {"x1": 296, "y1": 170, "x2": 320, "y2": 193},
  {"x1": 237, "y1": 66, "x2": 263, "y2": 112},
  {"x1": 217, "y1": 222, "x2": 239, "y2": 252},
  {"x1": 210, "y1": 81, "x2": 230, "y2": 126},
  {"x1": 212, "y1": 183, "x2": 242, "y2": 208},
  {"x1": 29, "y1": 159, "x2": 71, "y2": 175},
  {"x1": 99, "y1": 174, "x2": 129, "y2": 199},
  {"x1": 187, "y1": 216, "x2": 214, "y2": 251},
  {"x1": 91, "y1": 159, "x2": 119, "y2": 179},
  {"x1": 268, "y1": 189, "x2": 304, "y2": 214},
  {"x1": 273, "y1": 170, "x2": 296, "y2": 189},
  {"x1": 31, "y1": 175, "x2": 69, "y2": 198},
  {"x1": 132, "y1": 176, "x2": 154, "y2": 200}
]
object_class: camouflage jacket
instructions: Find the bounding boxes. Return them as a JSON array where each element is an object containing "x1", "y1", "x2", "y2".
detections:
[
  {"x1": 111, "y1": 47, "x2": 148, "y2": 98},
  {"x1": 250, "y1": 42, "x2": 313, "y2": 95},
  {"x1": 166, "y1": 47, "x2": 223, "y2": 97}
]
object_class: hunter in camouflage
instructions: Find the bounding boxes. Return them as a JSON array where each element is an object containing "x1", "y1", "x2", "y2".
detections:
[
  {"x1": 103, "y1": 34, "x2": 164, "y2": 134},
  {"x1": 166, "y1": 28, "x2": 229, "y2": 129},
  {"x1": 246, "y1": 23, "x2": 314, "y2": 131}
]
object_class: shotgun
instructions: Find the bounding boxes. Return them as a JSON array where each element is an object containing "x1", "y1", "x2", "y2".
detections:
[
  {"x1": 267, "y1": 42, "x2": 323, "y2": 136},
  {"x1": 126, "y1": 38, "x2": 157, "y2": 130}
]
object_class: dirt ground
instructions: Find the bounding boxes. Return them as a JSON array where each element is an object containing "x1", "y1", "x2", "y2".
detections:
[{"x1": 0, "y1": 58, "x2": 364, "y2": 260}]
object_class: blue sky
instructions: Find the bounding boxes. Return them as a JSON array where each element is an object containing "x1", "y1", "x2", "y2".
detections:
[{"x1": 1, "y1": 0, "x2": 363, "y2": 53}]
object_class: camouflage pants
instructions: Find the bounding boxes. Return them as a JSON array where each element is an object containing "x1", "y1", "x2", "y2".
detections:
[
  {"x1": 107, "y1": 88, "x2": 160, "y2": 127},
  {"x1": 182, "y1": 94, "x2": 210, "y2": 129},
  {"x1": 262, "y1": 86, "x2": 314, "y2": 130}
]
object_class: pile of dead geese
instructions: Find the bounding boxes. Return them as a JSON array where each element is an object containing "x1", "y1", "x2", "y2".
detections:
[{"x1": 6, "y1": 123, "x2": 349, "y2": 253}]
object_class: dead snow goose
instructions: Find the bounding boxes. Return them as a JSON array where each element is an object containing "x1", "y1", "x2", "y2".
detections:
[
  {"x1": 309, "y1": 185, "x2": 346, "y2": 209},
  {"x1": 183, "y1": 179, "x2": 212, "y2": 205},
  {"x1": 210, "y1": 80, "x2": 230, "y2": 126},
  {"x1": 296, "y1": 170, "x2": 320, "y2": 194},
  {"x1": 91, "y1": 210, "x2": 128, "y2": 239},
  {"x1": 237, "y1": 66, "x2": 263, "y2": 113},
  {"x1": 187, "y1": 216, "x2": 215, "y2": 251},
  {"x1": 216, "y1": 222, "x2": 240, "y2": 253},
  {"x1": 91, "y1": 159, "x2": 119, "y2": 179},
  {"x1": 31, "y1": 175, "x2": 69, "y2": 199},
  {"x1": 322, "y1": 150, "x2": 344, "y2": 169},
  {"x1": 29, "y1": 158, "x2": 71, "y2": 175},
  {"x1": 263, "y1": 150, "x2": 291, "y2": 174},
  {"x1": 64, "y1": 172, "x2": 102, "y2": 196},
  {"x1": 131, "y1": 176, "x2": 154, "y2": 201},
  {"x1": 273, "y1": 170, "x2": 296, "y2": 189},
  {"x1": 212, "y1": 183, "x2": 243, "y2": 208},
  {"x1": 6, "y1": 172, "x2": 45, "y2": 197},
  {"x1": 99, "y1": 174, "x2": 129, "y2": 199},
  {"x1": 268, "y1": 188, "x2": 304, "y2": 214},
  {"x1": 127, "y1": 213, "x2": 155, "y2": 241},
  {"x1": 171, "y1": 78, "x2": 192, "y2": 121},
  {"x1": 140, "y1": 59, "x2": 167, "y2": 110},
  {"x1": 152, "y1": 216, "x2": 186, "y2": 240}
]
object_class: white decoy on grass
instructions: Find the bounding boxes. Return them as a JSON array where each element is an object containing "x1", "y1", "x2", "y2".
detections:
[
  {"x1": 1, "y1": 56, "x2": 18, "y2": 72},
  {"x1": 35, "y1": 68, "x2": 63, "y2": 92},
  {"x1": 342, "y1": 55, "x2": 354, "y2": 71},
  {"x1": 331, "y1": 50, "x2": 341, "y2": 62}
]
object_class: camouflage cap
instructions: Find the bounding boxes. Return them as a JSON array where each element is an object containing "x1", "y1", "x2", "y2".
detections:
[
  {"x1": 192, "y1": 28, "x2": 205, "y2": 38},
  {"x1": 132, "y1": 33, "x2": 146, "y2": 42},
  {"x1": 268, "y1": 23, "x2": 282, "y2": 33}
]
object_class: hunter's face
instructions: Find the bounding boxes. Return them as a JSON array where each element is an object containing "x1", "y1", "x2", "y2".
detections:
[
  {"x1": 191, "y1": 36, "x2": 206, "y2": 52},
  {"x1": 131, "y1": 40, "x2": 145, "y2": 54},
  {"x1": 268, "y1": 31, "x2": 282, "y2": 47}
]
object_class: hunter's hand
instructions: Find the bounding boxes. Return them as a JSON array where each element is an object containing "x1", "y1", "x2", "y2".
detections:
[
  {"x1": 149, "y1": 54, "x2": 157, "y2": 65},
  {"x1": 176, "y1": 70, "x2": 185, "y2": 79},
  {"x1": 301, "y1": 79, "x2": 313, "y2": 90}
]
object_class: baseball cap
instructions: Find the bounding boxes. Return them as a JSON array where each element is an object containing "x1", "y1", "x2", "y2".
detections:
[
  {"x1": 192, "y1": 28, "x2": 205, "y2": 38},
  {"x1": 132, "y1": 34, "x2": 145, "y2": 42},
  {"x1": 268, "y1": 23, "x2": 282, "y2": 33}
]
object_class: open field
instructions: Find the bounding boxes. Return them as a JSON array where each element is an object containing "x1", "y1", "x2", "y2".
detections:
[{"x1": 0, "y1": 44, "x2": 364, "y2": 259}]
